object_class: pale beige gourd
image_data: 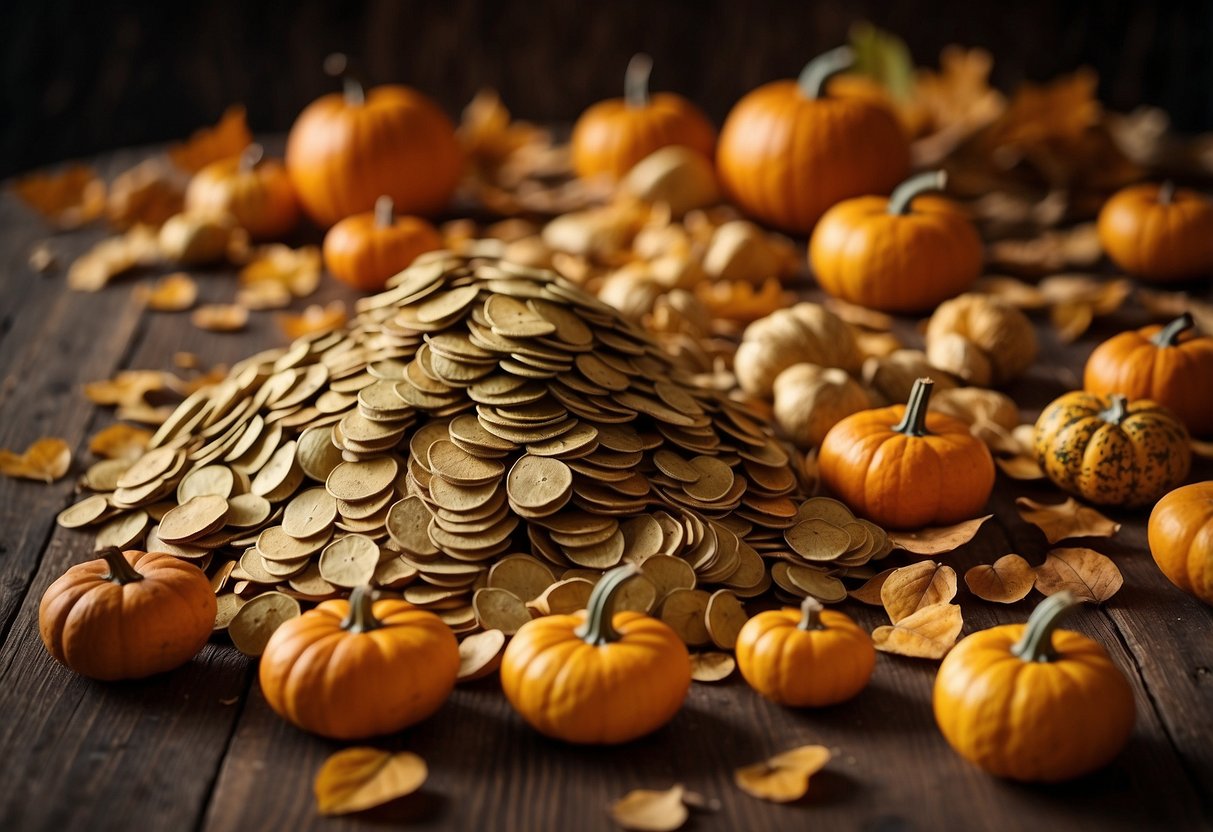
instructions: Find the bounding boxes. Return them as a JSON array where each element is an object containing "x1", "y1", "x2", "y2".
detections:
[
  {"x1": 925, "y1": 294, "x2": 1037, "y2": 386},
  {"x1": 619, "y1": 146, "x2": 721, "y2": 217},
  {"x1": 735, "y1": 303, "x2": 862, "y2": 397},
  {"x1": 862, "y1": 349, "x2": 958, "y2": 406},
  {"x1": 702, "y1": 220, "x2": 787, "y2": 283},
  {"x1": 773, "y1": 363, "x2": 871, "y2": 449},
  {"x1": 158, "y1": 211, "x2": 236, "y2": 264},
  {"x1": 929, "y1": 387, "x2": 1019, "y2": 431}
]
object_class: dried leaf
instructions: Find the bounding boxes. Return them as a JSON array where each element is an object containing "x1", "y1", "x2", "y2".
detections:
[
  {"x1": 609, "y1": 785, "x2": 688, "y2": 832},
  {"x1": 192, "y1": 304, "x2": 249, "y2": 333},
  {"x1": 974, "y1": 276, "x2": 1049, "y2": 310},
  {"x1": 240, "y1": 244, "x2": 322, "y2": 298},
  {"x1": 694, "y1": 279, "x2": 790, "y2": 324},
  {"x1": 236, "y1": 279, "x2": 293, "y2": 310},
  {"x1": 1137, "y1": 288, "x2": 1213, "y2": 335},
  {"x1": 734, "y1": 745, "x2": 831, "y2": 803},
  {"x1": 995, "y1": 453, "x2": 1045, "y2": 480},
  {"x1": 84, "y1": 369, "x2": 166, "y2": 409},
  {"x1": 986, "y1": 225, "x2": 1102, "y2": 277},
  {"x1": 1193, "y1": 438, "x2": 1213, "y2": 461},
  {"x1": 1050, "y1": 301, "x2": 1095, "y2": 343},
  {"x1": 0, "y1": 437, "x2": 72, "y2": 483},
  {"x1": 964, "y1": 554, "x2": 1035, "y2": 603},
  {"x1": 1034, "y1": 547, "x2": 1123, "y2": 603},
  {"x1": 887, "y1": 515, "x2": 991, "y2": 555},
  {"x1": 88, "y1": 423, "x2": 152, "y2": 460},
  {"x1": 822, "y1": 297, "x2": 894, "y2": 331},
  {"x1": 107, "y1": 159, "x2": 186, "y2": 230},
  {"x1": 690, "y1": 652, "x2": 735, "y2": 682},
  {"x1": 314, "y1": 748, "x2": 427, "y2": 816},
  {"x1": 68, "y1": 226, "x2": 160, "y2": 291},
  {"x1": 1015, "y1": 496, "x2": 1121, "y2": 544},
  {"x1": 169, "y1": 105, "x2": 251, "y2": 173},
  {"x1": 913, "y1": 46, "x2": 1005, "y2": 164},
  {"x1": 881, "y1": 561, "x2": 958, "y2": 623},
  {"x1": 28, "y1": 242, "x2": 56, "y2": 273},
  {"x1": 136, "y1": 272, "x2": 198, "y2": 312},
  {"x1": 847, "y1": 568, "x2": 894, "y2": 605},
  {"x1": 872, "y1": 603, "x2": 963, "y2": 660},
  {"x1": 12, "y1": 164, "x2": 106, "y2": 228},
  {"x1": 277, "y1": 301, "x2": 348, "y2": 340}
]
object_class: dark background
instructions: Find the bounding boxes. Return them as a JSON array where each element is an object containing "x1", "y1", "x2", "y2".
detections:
[{"x1": 3, "y1": 0, "x2": 1212, "y2": 178}]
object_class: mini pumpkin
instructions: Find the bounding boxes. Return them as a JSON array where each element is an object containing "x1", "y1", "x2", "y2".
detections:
[
  {"x1": 924, "y1": 293, "x2": 1037, "y2": 386},
  {"x1": 185, "y1": 144, "x2": 300, "y2": 240},
  {"x1": 1097, "y1": 181, "x2": 1213, "y2": 282},
  {"x1": 286, "y1": 62, "x2": 462, "y2": 227},
  {"x1": 1033, "y1": 391, "x2": 1191, "y2": 507},
  {"x1": 772, "y1": 362, "x2": 871, "y2": 449},
  {"x1": 259, "y1": 585, "x2": 459, "y2": 739},
  {"x1": 500, "y1": 565, "x2": 691, "y2": 744},
  {"x1": 571, "y1": 54, "x2": 716, "y2": 182},
  {"x1": 736, "y1": 597, "x2": 875, "y2": 707},
  {"x1": 734, "y1": 302, "x2": 863, "y2": 397},
  {"x1": 39, "y1": 547, "x2": 216, "y2": 681},
  {"x1": 717, "y1": 46, "x2": 911, "y2": 234},
  {"x1": 809, "y1": 170, "x2": 982, "y2": 313},
  {"x1": 323, "y1": 196, "x2": 443, "y2": 292},
  {"x1": 1084, "y1": 313, "x2": 1213, "y2": 436},
  {"x1": 819, "y1": 377, "x2": 995, "y2": 529},
  {"x1": 934, "y1": 591, "x2": 1135, "y2": 782},
  {"x1": 1148, "y1": 481, "x2": 1213, "y2": 604}
]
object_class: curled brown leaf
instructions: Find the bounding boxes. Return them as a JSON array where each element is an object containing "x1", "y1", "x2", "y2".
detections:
[{"x1": 1015, "y1": 496, "x2": 1121, "y2": 544}]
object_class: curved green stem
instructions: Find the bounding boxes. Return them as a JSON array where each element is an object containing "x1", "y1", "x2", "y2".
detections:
[
  {"x1": 625, "y1": 54, "x2": 653, "y2": 108},
  {"x1": 325, "y1": 53, "x2": 365, "y2": 106},
  {"x1": 1100, "y1": 393, "x2": 1130, "y2": 426},
  {"x1": 1158, "y1": 180, "x2": 1176, "y2": 206},
  {"x1": 342, "y1": 586, "x2": 383, "y2": 634},
  {"x1": 1011, "y1": 591, "x2": 1077, "y2": 663},
  {"x1": 797, "y1": 596, "x2": 826, "y2": 631},
  {"x1": 1152, "y1": 312, "x2": 1194, "y2": 348},
  {"x1": 797, "y1": 46, "x2": 856, "y2": 99},
  {"x1": 892, "y1": 377, "x2": 934, "y2": 437},
  {"x1": 888, "y1": 171, "x2": 947, "y2": 215},
  {"x1": 238, "y1": 143, "x2": 264, "y2": 173},
  {"x1": 374, "y1": 195, "x2": 395, "y2": 228},
  {"x1": 99, "y1": 546, "x2": 143, "y2": 585},
  {"x1": 574, "y1": 564, "x2": 639, "y2": 646}
]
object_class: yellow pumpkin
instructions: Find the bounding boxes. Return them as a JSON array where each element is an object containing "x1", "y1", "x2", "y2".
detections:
[
  {"x1": 1148, "y1": 481, "x2": 1213, "y2": 604},
  {"x1": 934, "y1": 591, "x2": 1135, "y2": 782},
  {"x1": 500, "y1": 565, "x2": 691, "y2": 744},
  {"x1": 185, "y1": 144, "x2": 300, "y2": 240}
]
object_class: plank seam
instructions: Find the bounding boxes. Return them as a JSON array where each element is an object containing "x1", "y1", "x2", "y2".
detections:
[{"x1": 190, "y1": 660, "x2": 256, "y2": 832}]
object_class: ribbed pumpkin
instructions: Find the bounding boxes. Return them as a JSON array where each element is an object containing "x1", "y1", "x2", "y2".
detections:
[
  {"x1": 286, "y1": 63, "x2": 462, "y2": 227},
  {"x1": 934, "y1": 592, "x2": 1135, "y2": 782},
  {"x1": 819, "y1": 377, "x2": 995, "y2": 529},
  {"x1": 1084, "y1": 313, "x2": 1213, "y2": 437},
  {"x1": 809, "y1": 170, "x2": 982, "y2": 313},
  {"x1": 571, "y1": 54, "x2": 716, "y2": 182},
  {"x1": 322, "y1": 196, "x2": 443, "y2": 292},
  {"x1": 1148, "y1": 481, "x2": 1213, "y2": 604},
  {"x1": 185, "y1": 144, "x2": 300, "y2": 240},
  {"x1": 1097, "y1": 181, "x2": 1213, "y2": 282},
  {"x1": 1033, "y1": 391, "x2": 1191, "y2": 507},
  {"x1": 259, "y1": 586, "x2": 459, "y2": 739},
  {"x1": 735, "y1": 597, "x2": 874, "y2": 707},
  {"x1": 39, "y1": 547, "x2": 216, "y2": 681},
  {"x1": 501, "y1": 565, "x2": 691, "y2": 744},
  {"x1": 717, "y1": 46, "x2": 910, "y2": 235}
]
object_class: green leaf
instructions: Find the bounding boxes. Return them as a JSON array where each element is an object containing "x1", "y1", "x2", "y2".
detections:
[{"x1": 848, "y1": 21, "x2": 915, "y2": 101}]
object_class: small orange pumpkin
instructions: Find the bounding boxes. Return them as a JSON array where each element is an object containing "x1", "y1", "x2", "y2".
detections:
[
  {"x1": 1084, "y1": 312, "x2": 1213, "y2": 437},
  {"x1": 39, "y1": 547, "x2": 217, "y2": 680},
  {"x1": 717, "y1": 46, "x2": 911, "y2": 235},
  {"x1": 1097, "y1": 181, "x2": 1213, "y2": 282},
  {"x1": 819, "y1": 377, "x2": 995, "y2": 529},
  {"x1": 286, "y1": 60, "x2": 462, "y2": 227},
  {"x1": 1033, "y1": 391, "x2": 1191, "y2": 507},
  {"x1": 323, "y1": 195, "x2": 443, "y2": 292},
  {"x1": 809, "y1": 170, "x2": 982, "y2": 312},
  {"x1": 735, "y1": 597, "x2": 874, "y2": 707},
  {"x1": 259, "y1": 586, "x2": 459, "y2": 739},
  {"x1": 1148, "y1": 481, "x2": 1213, "y2": 604},
  {"x1": 185, "y1": 144, "x2": 300, "y2": 240},
  {"x1": 571, "y1": 54, "x2": 716, "y2": 182},
  {"x1": 934, "y1": 591, "x2": 1135, "y2": 782},
  {"x1": 500, "y1": 565, "x2": 691, "y2": 744}
]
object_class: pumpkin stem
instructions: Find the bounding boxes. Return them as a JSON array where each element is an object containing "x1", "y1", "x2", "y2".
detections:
[
  {"x1": 797, "y1": 596, "x2": 827, "y2": 631},
  {"x1": 1152, "y1": 312, "x2": 1194, "y2": 347},
  {"x1": 891, "y1": 377, "x2": 934, "y2": 437},
  {"x1": 238, "y1": 143, "x2": 264, "y2": 173},
  {"x1": 797, "y1": 46, "x2": 856, "y2": 100},
  {"x1": 888, "y1": 171, "x2": 947, "y2": 216},
  {"x1": 574, "y1": 564, "x2": 639, "y2": 646},
  {"x1": 342, "y1": 586, "x2": 383, "y2": 634},
  {"x1": 325, "y1": 52, "x2": 365, "y2": 106},
  {"x1": 625, "y1": 53, "x2": 653, "y2": 108},
  {"x1": 1158, "y1": 180, "x2": 1176, "y2": 206},
  {"x1": 1011, "y1": 591, "x2": 1078, "y2": 663},
  {"x1": 374, "y1": 195, "x2": 395, "y2": 228},
  {"x1": 1100, "y1": 394, "x2": 1130, "y2": 426},
  {"x1": 98, "y1": 546, "x2": 143, "y2": 585}
]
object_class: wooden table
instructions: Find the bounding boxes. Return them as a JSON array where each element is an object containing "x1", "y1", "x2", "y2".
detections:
[{"x1": 2, "y1": 146, "x2": 1211, "y2": 832}]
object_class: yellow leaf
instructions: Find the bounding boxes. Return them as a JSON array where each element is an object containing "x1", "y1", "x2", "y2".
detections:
[
  {"x1": 168, "y1": 105, "x2": 251, "y2": 173},
  {"x1": 880, "y1": 561, "x2": 958, "y2": 623},
  {"x1": 192, "y1": 304, "x2": 249, "y2": 333},
  {"x1": 314, "y1": 748, "x2": 427, "y2": 817},
  {"x1": 734, "y1": 745, "x2": 831, "y2": 803},
  {"x1": 964, "y1": 554, "x2": 1035, "y2": 603},
  {"x1": 609, "y1": 785, "x2": 688, "y2": 832},
  {"x1": 995, "y1": 453, "x2": 1045, "y2": 480},
  {"x1": 277, "y1": 301, "x2": 348, "y2": 341},
  {"x1": 67, "y1": 226, "x2": 160, "y2": 292},
  {"x1": 240, "y1": 244, "x2": 322, "y2": 298},
  {"x1": 872, "y1": 603, "x2": 963, "y2": 660},
  {"x1": 847, "y1": 568, "x2": 894, "y2": 606},
  {"x1": 1034, "y1": 547, "x2": 1123, "y2": 604},
  {"x1": 136, "y1": 272, "x2": 198, "y2": 312},
  {"x1": 0, "y1": 437, "x2": 72, "y2": 483},
  {"x1": 88, "y1": 424, "x2": 152, "y2": 460},
  {"x1": 12, "y1": 164, "x2": 106, "y2": 229},
  {"x1": 887, "y1": 515, "x2": 991, "y2": 556},
  {"x1": 1015, "y1": 496, "x2": 1121, "y2": 544}
]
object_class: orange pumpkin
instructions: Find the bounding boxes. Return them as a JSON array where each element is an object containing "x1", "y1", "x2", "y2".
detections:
[
  {"x1": 286, "y1": 65, "x2": 462, "y2": 227},
  {"x1": 809, "y1": 170, "x2": 982, "y2": 312},
  {"x1": 819, "y1": 377, "x2": 995, "y2": 529},
  {"x1": 39, "y1": 547, "x2": 216, "y2": 680},
  {"x1": 735, "y1": 597, "x2": 874, "y2": 707},
  {"x1": 323, "y1": 196, "x2": 443, "y2": 292},
  {"x1": 934, "y1": 591, "x2": 1135, "y2": 782},
  {"x1": 500, "y1": 565, "x2": 691, "y2": 744},
  {"x1": 1097, "y1": 181, "x2": 1213, "y2": 282},
  {"x1": 1148, "y1": 481, "x2": 1213, "y2": 604},
  {"x1": 717, "y1": 46, "x2": 911, "y2": 235},
  {"x1": 1084, "y1": 312, "x2": 1213, "y2": 436},
  {"x1": 571, "y1": 54, "x2": 716, "y2": 182},
  {"x1": 259, "y1": 586, "x2": 459, "y2": 739},
  {"x1": 185, "y1": 144, "x2": 300, "y2": 240}
]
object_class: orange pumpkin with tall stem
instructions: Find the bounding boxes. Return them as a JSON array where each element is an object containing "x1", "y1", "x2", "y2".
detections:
[{"x1": 323, "y1": 195, "x2": 443, "y2": 292}]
